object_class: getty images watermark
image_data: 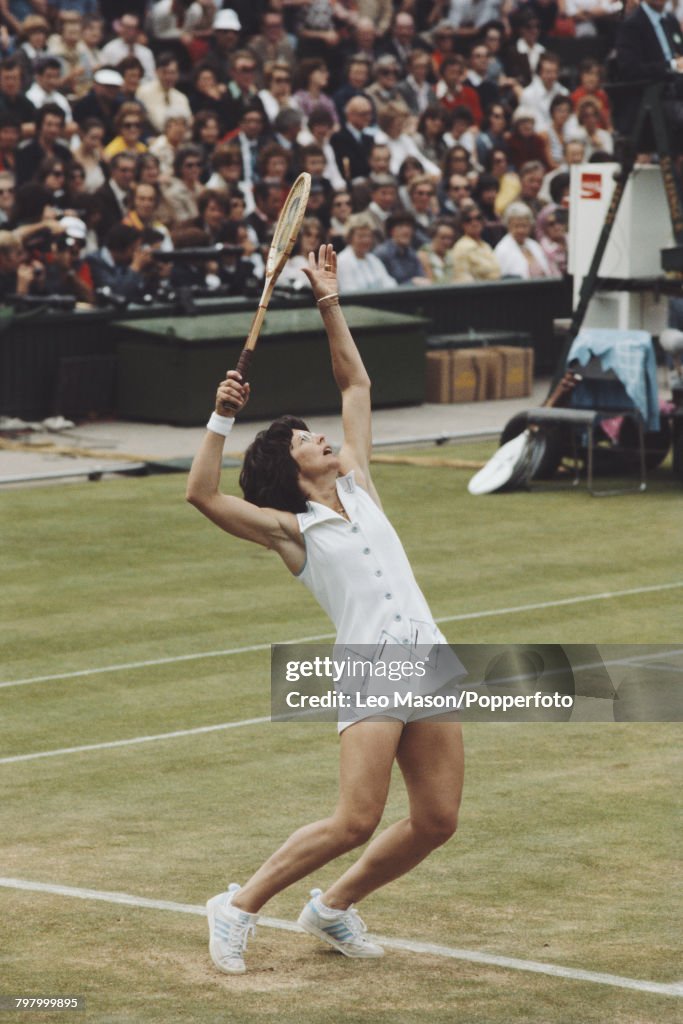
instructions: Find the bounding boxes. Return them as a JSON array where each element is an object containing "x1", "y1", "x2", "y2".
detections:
[{"x1": 271, "y1": 644, "x2": 683, "y2": 724}]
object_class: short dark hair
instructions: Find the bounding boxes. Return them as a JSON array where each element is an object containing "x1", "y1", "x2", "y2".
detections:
[
  {"x1": 36, "y1": 103, "x2": 66, "y2": 129},
  {"x1": 156, "y1": 52, "x2": 178, "y2": 70},
  {"x1": 173, "y1": 144, "x2": 202, "y2": 178},
  {"x1": 33, "y1": 56, "x2": 61, "y2": 76},
  {"x1": 106, "y1": 223, "x2": 141, "y2": 251},
  {"x1": 240, "y1": 416, "x2": 310, "y2": 512},
  {"x1": 197, "y1": 188, "x2": 228, "y2": 217},
  {"x1": 386, "y1": 211, "x2": 415, "y2": 234}
]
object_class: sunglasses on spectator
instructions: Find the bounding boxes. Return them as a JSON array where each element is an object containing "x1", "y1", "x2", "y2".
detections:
[
  {"x1": 272, "y1": 75, "x2": 290, "y2": 83},
  {"x1": 184, "y1": 160, "x2": 201, "y2": 167},
  {"x1": 464, "y1": 214, "x2": 483, "y2": 222},
  {"x1": 237, "y1": 65, "x2": 256, "y2": 73},
  {"x1": 50, "y1": 170, "x2": 65, "y2": 178},
  {"x1": 333, "y1": 198, "x2": 351, "y2": 205},
  {"x1": 0, "y1": 186, "x2": 15, "y2": 194},
  {"x1": 122, "y1": 121, "x2": 141, "y2": 128},
  {"x1": 449, "y1": 184, "x2": 470, "y2": 191},
  {"x1": 414, "y1": 189, "x2": 434, "y2": 197},
  {"x1": 379, "y1": 68, "x2": 398, "y2": 75}
]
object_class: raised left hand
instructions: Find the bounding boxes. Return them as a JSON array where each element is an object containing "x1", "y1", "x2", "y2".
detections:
[{"x1": 300, "y1": 243, "x2": 338, "y2": 302}]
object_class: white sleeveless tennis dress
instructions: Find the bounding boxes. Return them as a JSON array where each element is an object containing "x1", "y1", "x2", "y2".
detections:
[
  {"x1": 296, "y1": 472, "x2": 464, "y2": 730},
  {"x1": 296, "y1": 471, "x2": 445, "y2": 648}
]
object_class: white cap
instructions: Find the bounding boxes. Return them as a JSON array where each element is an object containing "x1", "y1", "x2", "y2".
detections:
[
  {"x1": 94, "y1": 68, "x2": 123, "y2": 87},
  {"x1": 213, "y1": 8, "x2": 241, "y2": 31},
  {"x1": 512, "y1": 105, "x2": 536, "y2": 124},
  {"x1": 60, "y1": 216, "x2": 87, "y2": 241}
]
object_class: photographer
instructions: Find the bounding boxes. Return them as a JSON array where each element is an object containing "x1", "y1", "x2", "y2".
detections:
[
  {"x1": 38, "y1": 216, "x2": 94, "y2": 304},
  {"x1": 87, "y1": 222, "x2": 152, "y2": 302}
]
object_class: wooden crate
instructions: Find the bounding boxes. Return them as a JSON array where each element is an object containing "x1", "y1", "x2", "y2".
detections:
[
  {"x1": 425, "y1": 348, "x2": 503, "y2": 403},
  {"x1": 495, "y1": 345, "x2": 534, "y2": 398}
]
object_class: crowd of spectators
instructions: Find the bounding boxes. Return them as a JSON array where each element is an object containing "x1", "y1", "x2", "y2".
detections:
[{"x1": 0, "y1": 0, "x2": 676, "y2": 305}]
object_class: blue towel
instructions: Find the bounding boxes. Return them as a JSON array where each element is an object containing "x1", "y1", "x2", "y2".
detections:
[{"x1": 567, "y1": 328, "x2": 660, "y2": 431}]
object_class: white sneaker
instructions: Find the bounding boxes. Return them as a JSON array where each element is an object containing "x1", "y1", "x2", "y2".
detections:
[
  {"x1": 297, "y1": 888, "x2": 384, "y2": 958},
  {"x1": 206, "y1": 883, "x2": 258, "y2": 974}
]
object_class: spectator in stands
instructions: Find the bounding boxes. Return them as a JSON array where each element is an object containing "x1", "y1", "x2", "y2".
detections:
[
  {"x1": 72, "y1": 67, "x2": 124, "y2": 142},
  {"x1": 536, "y1": 203, "x2": 568, "y2": 275},
  {"x1": 147, "y1": 0, "x2": 215, "y2": 66},
  {"x1": 494, "y1": 200, "x2": 552, "y2": 278},
  {"x1": 0, "y1": 114, "x2": 19, "y2": 175},
  {"x1": 570, "y1": 58, "x2": 611, "y2": 131},
  {"x1": 148, "y1": 113, "x2": 188, "y2": 182},
  {"x1": 328, "y1": 187, "x2": 352, "y2": 247},
  {"x1": 517, "y1": 160, "x2": 546, "y2": 219},
  {"x1": 0, "y1": 58, "x2": 36, "y2": 139},
  {"x1": 405, "y1": 174, "x2": 439, "y2": 245},
  {"x1": 490, "y1": 147, "x2": 521, "y2": 215},
  {"x1": 193, "y1": 111, "x2": 221, "y2": 180},
  {"x1": 345, "y1": 16, "x2": 380, "y2": 64},
  {"x1": 436, "y1": 55, "x2": 483, "y2": 126},
  {"x1": 417, "y1": 218, "x2": 456, "y2": 284},
  {"x1": 365, "y1": 55, "x2": 405, "y2": 120},
  {"x1": 440, "y1": 172, "x2": 472, "y2": 216},
  {"x1": 465, "y1": 41, "x2": 500, "y2": 113},
  {"x1": 47, "y1": 11, "x2": 94, "y2": 101},
  {"x1": 374, "y1": 211, "x2": 430, "y2": 286},
  {"x1": 191, "y1": 188, "x2": 230, "y2": 242},
  {"x1": 295, "y1": 0, "x2": 347, "y2": 85},
  {"x1": 293, "y1": 58, "x2": 338, "y2": 131},
  {"x1": 478, "y1": 102, "x2": 508, "y2": 161},
  {"x1": 117, "y1": 56, "x2": 146, "y2": 106},
  {"x1": 256, "y1": 142, "x2": 292, "y2": 190},
  {"x1": 35, "y1": 155, "x2": 69, "y2": 214},
  {"x1": 246, "y1": 179, "x2": 282, "y2": 244},
  {"x1": 26, "y1": 56, "x2": 73, "y2": 122},
  {"x1": 378, "y1": 11, "x2": 426, "y2": 75},
  {"x1": 376, "y1": 101, "x2": 442, "y2": 179},
  {"x1": 566, "y1": 96, "x2": 613, "y2": 158},
  {"x1": 122, "y1": 179, "x2": 172, "y2": 249},
  {"x1": 164, "y1": 143, "x2": 204, "y2": 225},
  {"x1": 221, "y1": 51, "x2": 266, "y2": 135},
  {"x1": 520, "y1": 52, "x2": 569, "y2": 133},
  {"x1": 443, "y1": 144, "x2": 477, "y2": 187},
  {"x1": 65, "y1": 161, "x2": 87, "y2": 205},
  {"x1": 225, "y1": 104, "x2": 268, "y2": 194},
  {"x1": 305, "y1": 107, "x2": 346, "y2": 190},
  {"x1": 452, "y1": 203, "x2": 501, "y2": 282},
  {"x1": 473, "y1": 172, "x2": 505, "y2": 245},
  {"x1": 94, "y1": 150, "x2": 135, "y2": 241},
  {"x1": 336, "y1": 211, "x2": 397, "y2": 292},
  {"x1": 415, "y1": 106, "x2": 449, "y2": 168},
  {"x1": 440, "y1": 0, "x2": 507, "y2": 45},
  {"x1": 248, "y1": 10, "x2": 295, "y2": 86},
  {"x1": 103, "y1": 103, "x2": 147, "y2": 162},
  {"x1": 203, "y1": 8, "x2": 243, "y2": 85},
  {"x1": 5, "y1": 182, "x2": 61, "y2": 247},
  {"x1": 331, "y1": 95, "x2": 374, "y2": 181},
  {"x1": 16, "y1": 103, "x2": 72, "y2": 185},
  {"x1": 443, "y1": 105, "x2": 485, "y2": 169},
  {"x1": 332, "y1": 56, "x2": 372, "y2": 124},
  {"x1": 271, "y1": 108, "x2": 304, "y2": 173},
  {"x1": 99, "y1": 12, "x2": 155, "y2": 83},
  {"x1": 541, "y1": 137, "x2": 584, "y2": 202},
  {"x1": 186, "y1": 65, "x2": 227, "y2": 128},
  {"x1": 205, "y1": 144, "x2": 243, "y2": 194},
  {"x1": 365, "y1": 171, "x2": 399, "y2": 241},
  {"x1": 507, "y1": 106, "x2": 550, "y2": 171},
  {"x1": 16, "y1": 16, "x2": 51, "y2": 82},
  {"x1": 258, "y1": 62, "x2": 296, "y2": 126},
  {"x1": 136, "y1": 53, "x2": 191, "y2": 134},
  {"x1": 396, "y1": 50, "x2": 437, "y2": 117},
  {"x1": 504, "y1": 10, "x2": 545, "y2": 87},
  {"x1": 0, "y1": 169, "x2": 14, "y2": 225},
  {"x1": 81, "y1": 15, "x2": 104, "y2": 70},
  {"x1": 0, "y1": 229, "x2": 32, "y2": 296},
  {"x1": 216, "y1": 218, "x2": 261, "y2": 293},
  {"x1": 72, "y1": 117, "x2": 106, "y2": 192},
  {"x1": 87, "y1": 222, "x2": 151, "y2": 300},
  {"x1": 539, "y1": 94, "x2": 572, "y2": 169}
]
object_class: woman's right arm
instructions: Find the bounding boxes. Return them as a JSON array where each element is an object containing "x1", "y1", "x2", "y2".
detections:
[{"x1": 186, "y1": 372, "x2": 301, "y2": 557}]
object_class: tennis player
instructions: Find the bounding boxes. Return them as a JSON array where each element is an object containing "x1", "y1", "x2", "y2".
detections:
[{"x1": 187, "y1": 244, "x2": 464, "y2": 974}]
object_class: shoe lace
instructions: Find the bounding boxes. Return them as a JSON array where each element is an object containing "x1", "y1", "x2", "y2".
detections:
[
  {"x1": 226, "y1": 919, "x2": 256, "y2": 957},
  {"x1": 338, "y1": 907, "x2": 367, "y2": 938}
]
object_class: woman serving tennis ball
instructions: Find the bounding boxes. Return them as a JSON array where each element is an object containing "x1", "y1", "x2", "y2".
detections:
[{"x1": 187, "y1": 244, "x2": 464, "y2": 974}]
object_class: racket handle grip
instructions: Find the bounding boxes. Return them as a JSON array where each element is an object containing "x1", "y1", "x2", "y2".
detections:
[{"x1": 220, "y1": 347, "x2": 253, "y2": 414}]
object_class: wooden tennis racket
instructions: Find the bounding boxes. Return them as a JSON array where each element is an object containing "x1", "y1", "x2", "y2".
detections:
[{"x1": 222, "y1": 172, "x2": 311, "y2": 412}]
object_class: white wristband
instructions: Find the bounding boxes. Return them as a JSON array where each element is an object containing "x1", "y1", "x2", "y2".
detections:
[{"x1": 207, "y1": 412, "x2": 235, "y2": 437}]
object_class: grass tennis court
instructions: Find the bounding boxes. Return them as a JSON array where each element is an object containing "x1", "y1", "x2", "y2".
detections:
[{"x1": 2, "y1": 443, "x2": 681, "y2": 1024}]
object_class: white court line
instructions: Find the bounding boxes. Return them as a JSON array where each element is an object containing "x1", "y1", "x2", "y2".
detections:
[
  {"x1": 3, "y1": 646, "x2": 682, "y2": 767},
  {"x1": 0, "y1": 877, "x2": 681, "y2": 998},
  {"x1": 0, "y1": 717, "x2": 269, "y2": 765},
  {"x1": 3, "y1": 579, "x2": 683, "y2": 690}
]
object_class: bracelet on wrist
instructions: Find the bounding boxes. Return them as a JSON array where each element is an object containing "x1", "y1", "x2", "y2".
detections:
[
  {"x1": 317, "y1": 292, "x2": 339, "y2": 308},
  {"x1": 207, "y1": 411, "x2": 235, "y2": 437}
]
